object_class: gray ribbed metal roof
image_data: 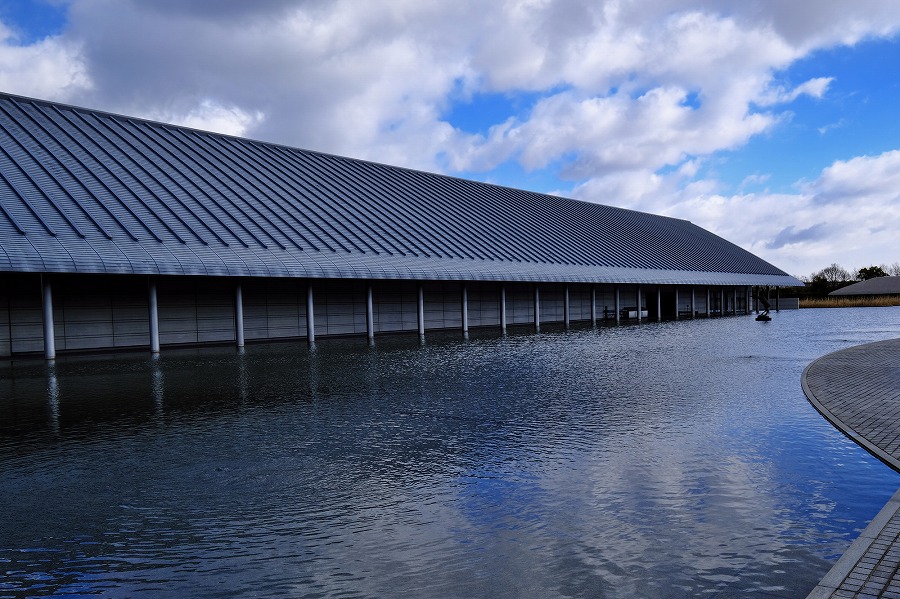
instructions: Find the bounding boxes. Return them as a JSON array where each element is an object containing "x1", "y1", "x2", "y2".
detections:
[
  {"x1": 0, "y1": 92, "x2": 800, "y2": 286},
  {"x1": 830, "y1": 276, "x2": 900, "y2": 296}
]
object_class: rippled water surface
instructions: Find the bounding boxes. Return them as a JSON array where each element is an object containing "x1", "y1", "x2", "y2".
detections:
[{"x1": 3, "y1": 308, "x2": 900, "y2": 598}]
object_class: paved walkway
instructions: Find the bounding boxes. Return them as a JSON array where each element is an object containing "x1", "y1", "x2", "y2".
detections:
[{"x1": 803, "y1": 338, "x2": 900, "y2": 598}]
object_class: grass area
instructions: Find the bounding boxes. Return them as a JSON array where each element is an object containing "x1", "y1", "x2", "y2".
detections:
[{"x1": 800, "y1": 296, "x2": 900, "y2": 308}]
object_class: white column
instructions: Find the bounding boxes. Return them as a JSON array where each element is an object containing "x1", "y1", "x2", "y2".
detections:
[
  {"x1": 590, "y1": 286, "x2": 596, "y2": 325},
  {"x1": 235, "y1": 282, "x2": 244, "y2": 348},
  {"x1": 657, "y1": 287, "x2": 662, "y2": 322},
  {"x1": 673, "y1": 287, "x2": 679, "y2": 321},
  {"x1": 636, "y1": 286, "x2": 642, "y2": 322},
  {"x1": 732, "y1": 288, "x2": 738, "y2": 315},
  {"x1": 615, "y1": 286, "x2": 621, "y2": 322},
  {"x1": 461, "y1": 283, "x2": 469, "y2": 337},
  {"x1": 690, "y1": 288, "x2": 696, "y2": 319},
  {"x1": 306, "y1": 284, "x2": 315, "y2": 347},
  {"x1": 564, "y1": 285, "x2": 570, "y2": 329},
  {"x1": 534, "y1": 285, "x2": 541, "y2": 331},
  {"x1": 149, "y1": 279, "x2": 160, "y2": 354},
  {"x1": 417, "y1": 284, "x2": 425, "y2": 339},
  {"x1": 706, "y1": 288, "x2": 711, "y2": 318},
  {"x1": 500, "y1": 285, "x2": 507, "y2": 333},
  {"x1": 366, "y1": 284, "x2": 375, "y2": 343},
  {"x1": 41, "y1": 276, "x2": 56, "y2": 360}
]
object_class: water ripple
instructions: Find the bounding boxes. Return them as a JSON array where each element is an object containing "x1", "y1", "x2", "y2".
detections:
[{"x1": 2, "y1": 309, "x2": 900, "y2": 597}]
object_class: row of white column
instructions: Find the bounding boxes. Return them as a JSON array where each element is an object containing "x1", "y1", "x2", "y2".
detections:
[{"x1": 38, "y1": 278, "x2": 755, "y2": 360}]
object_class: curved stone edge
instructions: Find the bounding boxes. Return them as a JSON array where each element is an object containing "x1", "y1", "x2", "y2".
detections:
[
  {"x1": 801, "y1": 340, "x2": 900, "y2": 474},
  {"x1": 806, "y1": 489, "x2": 900, "y2": 598},
  {"x1": 802, "y1": 339, "x2": 900, "y2": 598}
]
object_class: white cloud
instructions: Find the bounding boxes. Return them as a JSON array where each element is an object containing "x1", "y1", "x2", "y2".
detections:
[
  {"x1": 148, "y1": 99, "x2": 265, "y2": 138},
  {"x1": 739, "y1": 173, "x2": 771, "y2": 189},
  {"x1": 0, "y1": 21, "x2": 90, "y2": 101},
  {"x1": 578, "y1": 150, "x2": 900, "y2": 277},
  {"x1": 757, "y1": 77, "x2": 834, "y2": 106},
  {"x1": 13, "y1": 0, "x2": 900, "y2": 179},
  {"x1": 817, "y1": 118, "x2": 847, "y2": 135}
]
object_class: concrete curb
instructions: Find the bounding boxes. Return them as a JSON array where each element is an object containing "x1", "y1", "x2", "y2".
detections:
[{"x1": 801, "y1": 338, "x2": 900, "y2": 598}]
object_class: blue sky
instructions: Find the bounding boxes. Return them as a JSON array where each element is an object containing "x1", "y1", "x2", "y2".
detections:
[
  {"x1": 0, "y1": 0, "x2": 66, "y2": 43},
  {"x1": 715, "y1": 39, "x2": 900, "y2": 194},
  {"x1": 2, "y1": 0, "x2": 900, "y2": 278}
]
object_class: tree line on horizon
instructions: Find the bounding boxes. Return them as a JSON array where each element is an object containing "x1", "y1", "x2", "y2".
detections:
[{"x1": 790, "y1": 262, "x2": 900, "y2": 296}]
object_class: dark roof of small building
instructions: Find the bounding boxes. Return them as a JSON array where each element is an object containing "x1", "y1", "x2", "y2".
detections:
[
  {"x1": 829, "y1": 276, "x2": 900, "y2": 296},
  {"x1": 0, "y1": 92, "x2": 800, "y2": 286}
]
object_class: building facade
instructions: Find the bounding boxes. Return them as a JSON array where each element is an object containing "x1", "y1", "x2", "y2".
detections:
[{"x1": 0, "y1": 93, "x2": 800, "y2": 359}]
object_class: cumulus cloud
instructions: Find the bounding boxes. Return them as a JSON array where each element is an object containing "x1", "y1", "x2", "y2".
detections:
[
  {"x1": 0, "y1": 21, "x2": 90, "y2": 101},
  {"x1": 598, "y1": 150, "x2": 900, "y2": 276},
  {"x1": 33, "y1": 0, "x2": 898, "y2": 174},
  {"x1": 59, "y1": 0, "x2": 480, "y2": 170},
  {"x1": 146, "y1": 99, "x2": 265, "y2": 138}
]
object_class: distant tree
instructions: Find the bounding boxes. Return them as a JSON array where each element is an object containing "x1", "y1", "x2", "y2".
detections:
[
  {"x1": 805, "y1": 273, "x2": 831, "y2": 295},
  {"x1": 804, "y1": 263, "x2": 852, "y2": 296},
  {"x1": 888, "y1": 262, "x2": 900, "y2": 277},
  {"x1": 819, "y1": 263, "x2": 851, "y2": 287},
  {"x1": 858, "y1": 265, "x2": 889, "y2": 280}
]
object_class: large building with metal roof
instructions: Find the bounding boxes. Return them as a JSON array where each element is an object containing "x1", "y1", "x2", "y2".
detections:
[{"x1": 0, "y1": 92, "x2": 801, "y2": 359}]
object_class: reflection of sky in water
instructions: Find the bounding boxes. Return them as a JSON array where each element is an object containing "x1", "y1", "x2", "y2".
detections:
[{"x1": 1, "y1": 308, "x2": 900, "y2": 597}]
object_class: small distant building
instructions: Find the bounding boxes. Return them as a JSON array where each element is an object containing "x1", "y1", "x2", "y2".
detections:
[
  {"x1": 829, "y1": 276, "x2": 900, "y2": 297},
  {"x1": 0, "y1": 92, "x2": 802, "y2": 360}
]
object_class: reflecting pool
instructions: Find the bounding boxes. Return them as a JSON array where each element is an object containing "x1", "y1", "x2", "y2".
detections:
[{"x1": 2, "y1": 308, "x2": 900, "y2": 598}]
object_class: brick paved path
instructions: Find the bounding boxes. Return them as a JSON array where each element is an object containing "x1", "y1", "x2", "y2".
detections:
[{"x1": 803, "y1": 338, "x2": 900, "y2": 598}]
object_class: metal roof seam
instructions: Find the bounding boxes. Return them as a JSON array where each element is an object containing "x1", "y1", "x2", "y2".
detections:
[
  {"x1": 347, "y1": 158, "x2": 479, "y2": 260},
  {"x1": 212, "y1": 135, "x2": 366, "y2": 254},
  {"x1": 0, "y1": 149, "x2": 58, "y2": 236},
  {"x1": 33, "y1": 102, "x2": 164, "y2": 243},
  {"x1": 51, "y1": 105, "x2": 187, "y2": 244},
  {"x1": 134, "y1": 121, "x2": 270, "y2": 249},
  {"x1": 191, "y1": 130, "x2": 336, "y2": 252},
  {"x1": 170, "y1": 128, "x2": 304, "y2": 251},
  {"x1": 384, "y1": 166, "x2": 502, "y2": 262},
  {"x1": 488, "y1": 185, "x2": 586, "y2": 264},
  {"x1": 206, "y1": 139, "x2": 337, "y2": 253},
  {"x1": 0, "y1": 110, "x2": 113, "y2": 240},
  {"x1": 330, "y1": 162, "x2": 430, "y2": 258},
  {"x1": 425, "y1": 174, "x2": 539, "y2": 263},
  {"x1": 195, "y1": 133, "x2": 331, "y2": 251},
  {"x1": 492, "y1": 181, "x2": 599, "y2": 260},
  {"x1": 0, "y1": 183, "x2": 26, "y2": 234},
  {"x1": 0, "y1": 120, "x2": 85, "y2": 239},
  {"x1": 300, "y1": 151, "x2": 432, "y2": 258},
  {"x1": 88, "y1": 114, "x2": 231, "y2": 247},
  {"x1": 233, "y1": 140, "x2": 378, "y2": 256},
  {"x1": 78, "y1": 112, "x2": 215, "y2": 246},
  {"x1": 8, "y1": 99, "x2": 139, "y2": 241},
  {"x1": 400, "y1": 168, "x2": 522, "y2": 262},
  {"x1": 340, "y1": 160, "x2": 450, "y2": 258},
  {"x1": 104, "y1": 117, "x2": 241, "y2": 247},
  {"x1": 248, "y1": 142, "x2": 394, "y2": 256},
  {"x1": 159, "y1": 125, "x2": 289, "y2": 250}
]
